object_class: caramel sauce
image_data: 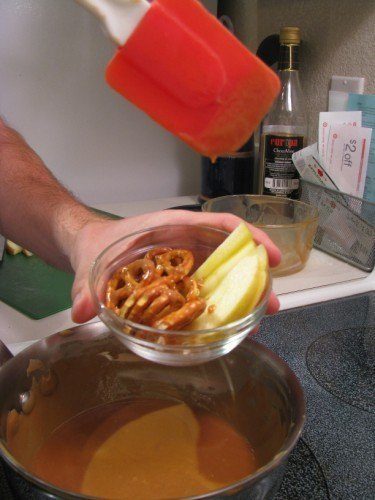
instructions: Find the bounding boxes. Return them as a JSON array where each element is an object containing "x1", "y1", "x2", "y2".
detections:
[
  {"x1": 208, "y1": 304, "x2": 216, "y2": 314},
  {"x1": 30, "y1": 399, "x2": 257, "y2": 499}
]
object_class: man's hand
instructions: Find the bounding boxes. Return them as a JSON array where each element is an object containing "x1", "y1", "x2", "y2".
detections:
[
  {"x1": 0, "y1": 118, "x2": 281, "y2": 329},
  {"x1": 70, "y1": 210, "x2": 281, "y2": 323}
]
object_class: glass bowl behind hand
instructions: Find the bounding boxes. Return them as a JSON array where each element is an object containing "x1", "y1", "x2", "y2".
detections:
[
  {"x1": 90, "y1": 225, "x2": 271, "y2": 366},
  {"x1": 203, "y1": 195, "x2": 319, "y2": 277}
]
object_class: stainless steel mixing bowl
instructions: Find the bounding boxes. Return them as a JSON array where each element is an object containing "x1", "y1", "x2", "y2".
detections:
[{"x1": 0, "y1": 322, "x2": 305, "y2": 499}]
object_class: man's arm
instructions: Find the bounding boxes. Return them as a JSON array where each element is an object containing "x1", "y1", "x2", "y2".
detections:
[
  {"x1": 0, "y1": 118, "x2": 280, "y2": 323},
  {"x1": 0, "y1": 118, "x2": 102, "y2": 271}
]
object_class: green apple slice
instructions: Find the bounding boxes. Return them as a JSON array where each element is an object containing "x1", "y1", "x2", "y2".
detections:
[
  {"x1": 191, "y1": 254, "x2": 259, "y2": 330},
  {"x1": 256, "y1": 244, "x2": 268, "y2": 271},
  {"x1": 240, "y1": 246, "x2": 269, "y2": 315},
  {"x1": 193, "y1": 222, "x2": 253, "y2": 282},
  {"x1": 6, "y1": 240, "x2": 22, "y2": 255},
  {"x1": 200, "y1": 240, "x2": 256, "y2": 298},
  {"x1": 246, "y1": 270, "x2": 267, "y2": 313}
]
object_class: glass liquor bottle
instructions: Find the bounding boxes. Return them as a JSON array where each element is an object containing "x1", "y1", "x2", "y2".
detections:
[{"x1": 259, "y1": 27, "x2": 307, "y2": 199}]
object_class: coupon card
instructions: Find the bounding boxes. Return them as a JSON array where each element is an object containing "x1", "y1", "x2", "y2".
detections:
[
  {"x1": 325, "y1": 125, "x2": 372, "y2": 198},
  {"x1": 292, "y1": 143, "x2": 338, "y2": 189},
  {"x1": 318, "y1": 111, "x2": 362, "y2": 162}
]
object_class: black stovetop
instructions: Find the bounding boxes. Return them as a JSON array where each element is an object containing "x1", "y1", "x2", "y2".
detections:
[
  {"x1": 258, "y1": 292, "x2": 374, "y2": 500},
  {"x1": 2, "y1": 292, "x2": 373, "y2": 499}
]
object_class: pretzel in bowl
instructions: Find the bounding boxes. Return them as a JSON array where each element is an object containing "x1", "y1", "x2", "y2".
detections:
[{"x1": 105, "y1": 248, "x2": 206, "y2": 332}]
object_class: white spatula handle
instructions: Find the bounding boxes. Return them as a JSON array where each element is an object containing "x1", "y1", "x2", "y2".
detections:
[{"x1": 75, "y1": 0, "x2": 150, "y2": 45}]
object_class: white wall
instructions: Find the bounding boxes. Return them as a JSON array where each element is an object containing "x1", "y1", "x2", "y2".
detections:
[
  {"x1": 219, "y1": 0, "x2": 375, "y2": 142},
  {"x1": 0, "y1": 1, "x2": 216, "y2": 204},
  {"x1": 257, "y1": 0, "x2": 375, "y2": 141}
]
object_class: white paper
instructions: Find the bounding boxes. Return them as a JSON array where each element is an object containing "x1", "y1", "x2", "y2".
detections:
[
  {"x1": 292, "y1": 143, "x2": 338, "y2": 189},
  {"x1": 318, "y1": 111, "x2": 362, "y2": 162},
  {"x1": 325, "y1": 125, "x2": 372, "y2": 198}
]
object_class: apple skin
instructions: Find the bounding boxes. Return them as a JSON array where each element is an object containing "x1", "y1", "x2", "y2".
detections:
[{"x1": 193, "y1": 222, "x2": 253, "y2": 283}]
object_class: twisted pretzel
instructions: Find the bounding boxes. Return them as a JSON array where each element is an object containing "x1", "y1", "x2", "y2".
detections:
[
  {"x1": 155, "y1": 249, "x2": 194, "y2": 277},
  {"x1": 117, "y1": 275, "x2": 181, "y2": 319},
  {"x1": 106, "y1": 259, "x2": 157, "y2": 312},
  {"x1": 106, "y1": 267, "x2": 135, "y2": 312},
  {"x1": 105, "y1": 247, "x2": 206, "y2": 334},
  {"x1": 177, "y1": 276, "x2": 201, "y2": 301},
  {"x1": 145, "y1": 247, "x2": 172, "y2": 261},
  {"x1": 152, "y1": 298, "x2": 206, "y2": 330},
  {"x1": 127, "y1": 285, "x2": 185, "y2": 325},
  {"x1": 123, "y1": 258, "x2": 156, "y2": 288}
]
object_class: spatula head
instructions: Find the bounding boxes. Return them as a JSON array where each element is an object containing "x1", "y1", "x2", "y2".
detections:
[{"x1": 106, "y1": 0, "x2": 280, "y2": 158}]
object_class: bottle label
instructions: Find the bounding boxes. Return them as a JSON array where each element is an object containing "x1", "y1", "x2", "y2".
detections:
[{"x1": 261, "y1": 134, "x2": 304, "y2": 198}]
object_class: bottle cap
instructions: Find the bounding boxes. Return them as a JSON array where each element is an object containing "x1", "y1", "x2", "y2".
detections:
[{"x1": 280, "y1": 27, "x2": 301, "y2": 45}]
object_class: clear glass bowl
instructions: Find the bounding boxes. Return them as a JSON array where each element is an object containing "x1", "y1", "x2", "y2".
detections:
[
  {"x1": 203, "y1": 195, "x2": 319, "y2": 277},
  {"x1": 90, "y1": 225, "x2": 271, "y2": 366}
]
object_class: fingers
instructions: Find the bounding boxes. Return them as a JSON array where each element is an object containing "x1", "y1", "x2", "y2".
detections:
[
  {"x1": 158, "y1": 211, "x2": 281, "y2": 318},
  {"x1": 266, "y1": 292, "x2": 280, "y2": 315},
  {"x1": 71, "y1": 293, "x2": 90, "y2": 323},
  {"x1": 71, "y1": 268, "x2": 96, "y2": 323},
  {"x1": 71, "y1": 288, "x2": 96, "y2": 323},
  {"x1": 162, "y1": 210, "x2": 282, "y2": 268},
  {"x1": 247, "y1": 292, "x2": 280, "y2": 338},
  {"x1": 249, "y1": 325, "x2": 260, "y2": 336}
]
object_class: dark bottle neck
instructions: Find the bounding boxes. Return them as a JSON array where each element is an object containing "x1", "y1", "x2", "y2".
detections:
[{"x1": 278, "y1": 44, "x2": 299, "y2": 71}]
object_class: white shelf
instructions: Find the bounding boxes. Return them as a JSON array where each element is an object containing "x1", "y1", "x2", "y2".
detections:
[{"x1": 274, "y1": 248, "x2": 370, "y2": 301}]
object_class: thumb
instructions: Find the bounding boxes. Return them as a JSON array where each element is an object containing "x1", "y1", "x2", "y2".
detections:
[{"x1": 71, "y1": 277, "x2": 96, "y2": 323}]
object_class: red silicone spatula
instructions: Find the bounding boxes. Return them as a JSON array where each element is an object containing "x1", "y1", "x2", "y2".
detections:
[{"x1": 77, "y1": 0, "x2": 280, "y2": 158}]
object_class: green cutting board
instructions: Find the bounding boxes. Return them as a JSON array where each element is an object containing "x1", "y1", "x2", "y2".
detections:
[
  {"x1": 0, "y1": 252, "x2": 74, "y2": 319},
  {"x1": 0, "y1": 209, "x2": 121, "y2": 320}
]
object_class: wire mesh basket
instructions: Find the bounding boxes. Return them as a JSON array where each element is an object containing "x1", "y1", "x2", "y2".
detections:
[{"x1": 300, "y1": 180, "x2": 375, "y2": 272}]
